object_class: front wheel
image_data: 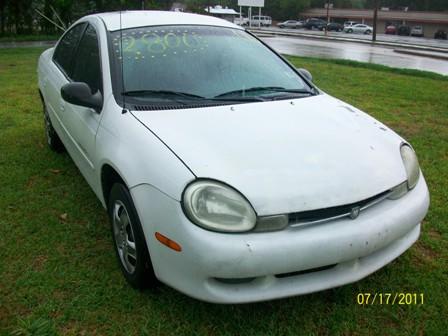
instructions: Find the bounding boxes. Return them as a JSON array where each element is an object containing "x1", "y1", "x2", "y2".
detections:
[
  {"x1": 365, "y1": 30, "x2": 372, "y2": 34},
  {"x1": 108, "y1": 183, "x2": 157, "y2": 289},
  {"x1": 347, "y1": 29, "x2": 353, "y2": 33}
]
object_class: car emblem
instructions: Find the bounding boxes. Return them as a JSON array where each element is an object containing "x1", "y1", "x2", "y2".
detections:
[{"x1": 349, "y1": 206, "x2": 361, "y2": 219}]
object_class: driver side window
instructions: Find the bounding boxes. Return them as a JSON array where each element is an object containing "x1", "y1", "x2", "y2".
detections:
[
  {"x1": 71, "y1": 24, "x2": 102, "y2": 94},
  {"x1": 53, "y1": 23, "x2": 86, "y2": 77}
]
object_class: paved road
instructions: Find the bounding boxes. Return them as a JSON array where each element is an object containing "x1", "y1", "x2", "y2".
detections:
[
  {"x1": 0, "y1": 40, "x2": 55, "y2": 49},
  {"x1": 263, "y1": 27, "x2": 448, "y2": 50},
  {"x1": 2, "y1": 36, "x2": 447, "y2": 75},
  {"x1": 261, "y1": 36, "x2": 448, "y2": 75}
]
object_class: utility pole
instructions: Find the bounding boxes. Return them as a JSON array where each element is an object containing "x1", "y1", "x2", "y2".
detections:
[
  {"x1": 372, "y1": 0, "x2": 379, "y2": 42},
  {"x1": 325, "y1": 0, "x2": 330, "y2": 36}
]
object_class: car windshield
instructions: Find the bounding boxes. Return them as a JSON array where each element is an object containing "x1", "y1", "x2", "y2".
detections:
[{"x1": 109, "y1": 25, "x2": 312, "y2": 106}]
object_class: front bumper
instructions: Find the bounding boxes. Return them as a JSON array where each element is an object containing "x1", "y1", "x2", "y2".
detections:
[{"x1": 131, "y1": 176, "x2": 429, "y2": 303}]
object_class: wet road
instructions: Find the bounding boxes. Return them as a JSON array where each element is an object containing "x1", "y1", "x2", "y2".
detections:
[
  {"x1": 261, "y1": 36, "x2": 448, "y2": 75},
  {"x1": 0, "y1": 40, "x2": 55, "y2": 49},
  {"x1": 263, "y1": 27, "x2": 448, "y2": 50},
  {"x1": 1, "y1": 37, "x2": 447, "y2": 75}
]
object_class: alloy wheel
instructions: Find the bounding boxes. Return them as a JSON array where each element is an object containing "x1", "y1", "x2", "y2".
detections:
[{"x1": 112, "y1": 200, "x2": 138, "y2": 274}]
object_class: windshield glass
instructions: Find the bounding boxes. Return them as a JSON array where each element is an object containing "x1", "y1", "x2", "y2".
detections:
[{"x1": 109, "y1": 25, "x2": 312, "y2": 106}]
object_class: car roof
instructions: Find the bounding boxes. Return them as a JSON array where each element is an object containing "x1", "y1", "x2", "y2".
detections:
[{"x1": 88, "y1": 10, "x2": 241, "y2": 31}]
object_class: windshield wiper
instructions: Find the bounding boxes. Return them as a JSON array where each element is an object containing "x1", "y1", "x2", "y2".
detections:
[
  {"x1": 210, "y1": 96, "x2": 265, "y2": 102},
  {"x1": 214, "y1": 86, "x2": 314, "y2": 98},
  {"x1": 123, "y1": 89, "x2": 265, "y2": 103},
  {"x1": 122, "y1": 90, "x2": 205, "y2": 100}
]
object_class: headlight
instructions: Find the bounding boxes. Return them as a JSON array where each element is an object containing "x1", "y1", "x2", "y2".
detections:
[
  {"x1": 400, "y1": 144, "x2": 420, "y2": 189},
  {"x1": 182, "y1": 180, "x2": 257, "y2": 232}
]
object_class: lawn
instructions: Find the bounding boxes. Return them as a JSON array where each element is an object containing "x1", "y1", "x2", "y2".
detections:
[{"x1": 0, "y1": 48, "x2": 447, "y2": 335}]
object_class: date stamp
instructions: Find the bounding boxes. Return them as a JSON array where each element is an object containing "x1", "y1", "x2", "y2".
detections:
[{"x1": 356, "y1": 293, "x2": 424, "y2": 305}]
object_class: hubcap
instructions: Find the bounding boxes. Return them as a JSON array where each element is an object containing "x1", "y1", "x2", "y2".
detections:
[{"x1": 112, "y1": 200, "x2": 137, "y2": 274}]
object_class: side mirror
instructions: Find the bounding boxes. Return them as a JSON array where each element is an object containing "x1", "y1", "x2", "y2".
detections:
[
  {"x1": 61, "y1": 82, "x2": 102, "y2": 111},
  {"x1": 297, "y1": 68, "x2": 313, "y2": 82}
]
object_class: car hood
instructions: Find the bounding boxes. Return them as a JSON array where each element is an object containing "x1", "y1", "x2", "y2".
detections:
[{"x1": 132, "y1": 94, "x2": 407, "y2": 216}]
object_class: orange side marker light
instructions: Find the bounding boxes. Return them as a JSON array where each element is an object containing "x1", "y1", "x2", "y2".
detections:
[{"x1": 155, "y1": 232, "x2": 182, "y2": 252}]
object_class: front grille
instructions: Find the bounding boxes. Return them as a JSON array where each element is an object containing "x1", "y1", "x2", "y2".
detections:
[
  {"x1": 275, "y1": 264, "x2": 337, "y2": 278},
  {"x1": 288, "y1": 189, "x2": 391, "y2": 227}
]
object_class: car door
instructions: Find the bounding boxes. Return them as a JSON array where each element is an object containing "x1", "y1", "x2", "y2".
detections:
[
  {"x1": 61, "y1": 23, "x2": 104, "y2": 188},
  {"x1": 45, "y1": 23, "x2": 87, "y2": 141},
  {"x1": 355, "y1": 25, "x2": 365, "y2": 33}
]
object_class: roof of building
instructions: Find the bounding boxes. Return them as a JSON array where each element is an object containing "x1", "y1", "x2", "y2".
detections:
[
  {"x1": 302, "y1": 8, "x2": 448, "y2": 24},
  {"x1": 90, "y1": 11, "x2": 239, "y2": 31},
  {"x1": 204, "y1": 5, "x2": 239, "y2": 15}
]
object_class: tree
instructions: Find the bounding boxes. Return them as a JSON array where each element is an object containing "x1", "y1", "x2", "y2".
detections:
[{"x1": 265, "y1": 0, "x2": 311, "y2": 20}]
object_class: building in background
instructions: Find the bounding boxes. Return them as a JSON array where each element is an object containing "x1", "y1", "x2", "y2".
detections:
[
  {"x1": 302, "y1": 8, "x2": 448, "y2": 38},
  {"x1": 204, "y1": 5, "x2": 239, "y2": 22}
]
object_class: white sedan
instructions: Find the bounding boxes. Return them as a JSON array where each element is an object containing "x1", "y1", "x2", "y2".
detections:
[
  {"x1": 37, "y1": 11, "x2": 429, "y2": 303},
  {"x1": 277, "y1": 20, "x2": 302, "y2": 29},
  {"x1": 344, "y1": 23, "x2": 373, "y2": 34}
]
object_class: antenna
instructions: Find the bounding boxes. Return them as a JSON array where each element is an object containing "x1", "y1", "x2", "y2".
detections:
[
  {"x1": 50, "y1": 5, "x2": 67, "y2": 30},
  {"x1": 119, "y1": 7, "x2": 128, "y2": 114},
  {"x1": 35, "y1": 8, "x2": 66, "y2": 32}
]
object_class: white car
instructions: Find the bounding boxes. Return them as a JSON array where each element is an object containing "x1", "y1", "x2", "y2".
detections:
[
  {"x1": 233, "y1": 16, "x2": 249, "y2": 26},
  {"x1": 344, "y1": 23, "x2": 373, "y2": 34},
  {"x1": 277, "y1": 20, "x2": 302, "y2": 29},
  {"x1": 37, "y1": 11, "x2": 429, "y2": 304},
  {"x1": 250, "y1": 15, "x2": 272, "y2": 27},
  {"x1": 411, "y1": 26, "x2": 424, "y2": 37},
  {"x1": 344, "y1": 21, "x2": 358, "y2": 27}
]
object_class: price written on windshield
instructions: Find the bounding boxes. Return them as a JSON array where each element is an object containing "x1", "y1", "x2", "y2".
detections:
[{"x1": 114, "y1": 30, "x2": 208, "y2": 57}]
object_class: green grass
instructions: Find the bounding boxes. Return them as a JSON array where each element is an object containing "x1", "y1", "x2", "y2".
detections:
[{"x1": 0, "y1": 48, "x2": 447, "y2": 335}]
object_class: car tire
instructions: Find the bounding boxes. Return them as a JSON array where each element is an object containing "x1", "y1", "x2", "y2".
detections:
[
  {"x1": 365, "y1": 30, "x2": 372, "y2": 34},
  {"x1": 347, "y1": 28, "x2": 353, "y2": 33},
  {"x1": 42, "y1": 101, "x2": 65, "y2": 153},
  {"x1": 108, "y1": 183, "x2": 158, "y2": 289}
]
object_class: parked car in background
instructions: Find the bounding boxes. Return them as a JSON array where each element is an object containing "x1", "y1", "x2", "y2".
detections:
[
  {"x1": 397, "y1": 25, "x2": 410, "y2": 36},
  {"x1": 326, "y1": 22, "x2": 343, "y2": 32},
  {"x1": 344, "y1": 21, "x2": 358, "y2": 27},
  {"x1": 234, "y1": 16, "x2": 249, "y2": 26},
  {"x1": 385, "y1": 25, "x2": 396, "y2": 34},
  {"x1": 344, "y1": 24, "x2": 372, "y2": 34},
  {"x1": 410, "y1": 26, "x2": 424, "y2": 37},
  {"x1": 277, "y1": 20, "x2": 302, "y2": 29},
  {"x1": 434, "y1": 29, "x2": 447, "y2": 39},
  {"x1": 250, "y1": 15, "x2": 272, "y2": 27},
  {"x1": 304, "y1": 18, "x2": 326, "y2": 30}
]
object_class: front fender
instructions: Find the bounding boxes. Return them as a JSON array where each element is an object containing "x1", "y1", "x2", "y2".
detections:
[{"x1": 95, "y1": 97, "x2": 195, "y2": 206}]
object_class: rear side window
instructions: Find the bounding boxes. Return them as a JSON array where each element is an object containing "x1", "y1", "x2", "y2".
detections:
[
  {"x1": 71, "y1": 24, "x2": 102, "y2": 93},
  {"x1": 53, "y1": 23, "x2": 86, "y2": 76}
]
